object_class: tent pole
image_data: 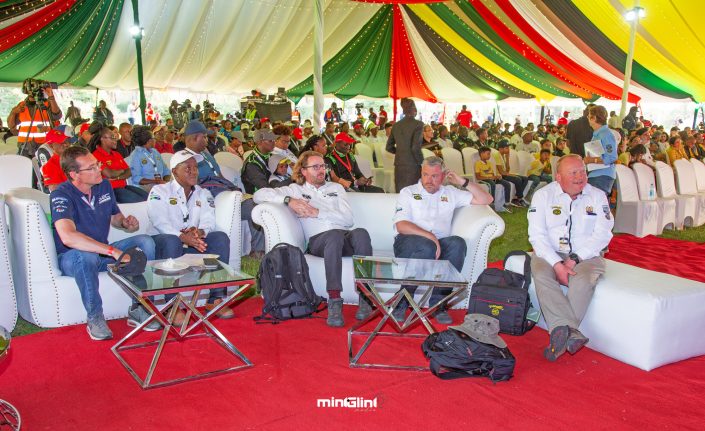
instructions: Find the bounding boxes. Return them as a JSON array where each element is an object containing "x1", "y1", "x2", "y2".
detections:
[
  {"x1": 619, "y1": 0, "x2": 640, "y2": 119},
  {"x1": 540, "y1": 105, "x2": 545, "y2": 125},
  {"x1": 393, "y1": 97, "x2": 397, "y2": 122},
  {"x1": 693, "y1": 105, "x2": 700, "y2": 130},
  {"x1": 313, "y1": 0, "x2": 324, "y2": 131},
  {"x1": 131, "y1": 0, "x2": 146, "y2": 125}
]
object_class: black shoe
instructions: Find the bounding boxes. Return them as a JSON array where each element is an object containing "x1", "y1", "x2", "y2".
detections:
[
  {"x1": 544, "y1": 325, "x2": 570, "y2": 362},
  {"x1": 567, "y1": 328, "x2": 589, "y2": 355},
  {"x1": 355, "y1": 295, "x2": 373, "y2": 321},
  {"x1": 326, "y1": 298, "x2": 344, "y2": 327}
]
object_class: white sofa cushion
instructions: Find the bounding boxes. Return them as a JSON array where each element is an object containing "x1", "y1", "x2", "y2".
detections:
[{"x1": 506, "y1": 254, "x2": 705, "y2": 371}]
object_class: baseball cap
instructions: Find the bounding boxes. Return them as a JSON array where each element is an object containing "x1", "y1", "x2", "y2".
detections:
[
  {"x1": 183, "y1": 120, "x2": 208, "y2": 136},
  {"x1": 170, "y1": 149, "x2": 204, "y2": 170},
  {"x1": 450, "y1": 314, "x2": 507, "y2": 348},
  {"x1": 335, "y1": 132, "x2": 355, "y2": 144},
  {"x1": 497, "y1": 139, "x2": 509, "y2": 149},
  {"x1": 45, "y1": 127, "x2": 73, "y2": 145},
  {"x1": 78, "y1": 122, "x2": 91, "y2": 135},
  {"x1": 254, "y1": 129, "x2": 276, "y2": 142},
  {"x1": 268, "y1": 154, "x2": 292, "y2": 172}
]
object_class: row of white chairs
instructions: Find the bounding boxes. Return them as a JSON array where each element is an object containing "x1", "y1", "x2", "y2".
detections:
[{"x1": 614, "y1": 159, "x2": 705, "y2": 237}]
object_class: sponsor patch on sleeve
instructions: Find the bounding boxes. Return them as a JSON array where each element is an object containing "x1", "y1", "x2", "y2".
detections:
[{"x1": 603, "y1": 205, "x2": 611, "y2": 220}]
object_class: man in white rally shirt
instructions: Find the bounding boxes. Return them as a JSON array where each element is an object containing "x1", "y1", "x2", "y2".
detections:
[
  {"x1": 253, "y1": 151, "x2": 373, "y2": 328},
  {"x1": 147, "y1": 150, "x2": 233, "y2": 323},
  {"x1": 391, "y1": 156, "x2": 493, "y2": 324},
  {"x1": 528, "y1": 154, "x2": 613, "y2": 362}
]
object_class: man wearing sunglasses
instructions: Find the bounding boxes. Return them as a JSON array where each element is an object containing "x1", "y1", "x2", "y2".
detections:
[
  {"x1": 253, "y1": 151, "x2": 373, "y2": 327},
  {"x1": 50, "y1": 146, "x2": 157, "y2": 341}
]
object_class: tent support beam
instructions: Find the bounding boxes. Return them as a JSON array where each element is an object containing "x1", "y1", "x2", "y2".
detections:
[
  {"x1": 619, "y1": 0, "x2": 640, "y2": 119},
  {"x1": 131, "y1": 0, "x2": 146, "y2": 125},
  {"x1": 313, "y1": 0, "x2": 324, "y2": 131}
]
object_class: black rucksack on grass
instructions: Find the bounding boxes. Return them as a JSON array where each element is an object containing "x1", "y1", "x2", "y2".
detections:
[
  {"x1": 254, "y1": 243, "x2": 326, "y2": 323},
  {"x1": 467, "y1": 251, "x2": 536, "y2": 335},
  {"x1": 422, "y1": 329, "x2": 515, "y2": 382}
]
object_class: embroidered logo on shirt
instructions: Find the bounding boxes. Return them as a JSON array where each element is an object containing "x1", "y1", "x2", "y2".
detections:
[
  {"x1": 395, "y1": 206, "x2": 402, "y2": 213},
  {"x1": 551, "y1": 205, "x2": 562, "y2": 215},
  {"x1": 195, "y1": 200, "x2": 201, "y2": 207},
  {"x1": 326, "y1": 192, "x2": 338, "y2": 197},
  {"x1": 528, "y1": 207, "x2": 536, "y2": 213},
  {"x1": 141, "y1": 159, "x2": 147, "y2": 165},
  {"x1": 302, "y1": 193, "x2": 312, "y2": 200},
  {"x1": 169, "y1": 198, "x2": 178, "y2": 205},
  {"x1": 603, "y1": 205, "x2": 611, "y2": 220},
  {"x1": 586, "y1": 206, "x2": 596, "y2": 215},
  {"x1": 413, "y1": 193, "x2": 422, "y2": 200},
  {"x1": 440, "y1": 195, "x2": 448, "y2": 202},
  {"x1": 149, "y1": 194, "x2": 160, "y2": 201},
  {"x1": 98, "y1": 193, "x2": 111, "y2": 205}
]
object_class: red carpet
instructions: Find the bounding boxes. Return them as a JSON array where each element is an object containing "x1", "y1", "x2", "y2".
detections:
[
  {"x1": 2, "y1": 296, "x2": 704, "y2": 430},
  {"x1": 605, "y1": 234, "x2": 705, "y2": 283}
]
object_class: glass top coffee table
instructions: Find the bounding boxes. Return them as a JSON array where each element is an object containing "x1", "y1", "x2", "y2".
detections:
[
  {"x1": 349, "y1": 255, "x2": 468, "y2": 370},
  {"x1": 108, "y1": 259, "x2": 255, "y2": 389}
]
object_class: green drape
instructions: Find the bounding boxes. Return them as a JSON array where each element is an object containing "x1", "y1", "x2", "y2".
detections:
[
  {"x1": 0, "y1": 0, "x2": 124, "y2": 86},
  {"x1": 288, "y1": 5, "x2": 393, "y2": 101}
]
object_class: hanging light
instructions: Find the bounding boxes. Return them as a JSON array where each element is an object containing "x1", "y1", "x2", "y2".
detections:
[
  {"x1": 624, "y1": 7, "x2": 646, "y2": 22},
  {"x1": 129, "y1": 25, "x2": 144, "y2": 39}
]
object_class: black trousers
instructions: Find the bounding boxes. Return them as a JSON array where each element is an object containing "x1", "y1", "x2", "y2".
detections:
[{"x1": 307, "y1": 228, "x2": 372, "y2": 292}]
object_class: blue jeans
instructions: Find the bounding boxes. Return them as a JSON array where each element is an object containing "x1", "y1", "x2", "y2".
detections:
[
  {"x1": 58, "y1": 235, "x2": 156, "y2": 320},
  {"x1": 114, "y1": 186, "x2": 148, "y2": 203},
  {"x1": 393, "y1": 234, "x2": 467, "y2": 306},
  {"x1": 152, "y1": 231, "x2": 230, "y2": 301},
  {"x1": 588, "y1": 175, "x2": 615, "y2": 196}
]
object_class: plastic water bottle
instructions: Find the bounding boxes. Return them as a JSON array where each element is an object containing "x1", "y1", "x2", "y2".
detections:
[{"x1": 649, "y1": 183, "x2": 655, "y2": 200}]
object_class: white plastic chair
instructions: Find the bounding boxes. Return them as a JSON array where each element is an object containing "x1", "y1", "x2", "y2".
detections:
[
  {"x1": 4, "y1": 136, "x2": 18, "y2": 151},
  {"x1": 0, "y1": 155, "x2": 33, "y2": 194},
  {"x1": 355, "y1": 143, "x2": 374, "y2": 166},
  {"x1": 673, "y1": 159, "x2": 705, "y2": 227},
  {"x1": 441, "y1": 147, "x2": 472, "y2": 179},
  {"x1": 0, "y1": 144, "x2": 16, "y2": 155},
  {"x1": 381, "y1": 151, "x2": 395, "y2": 192},
  {"x1": 654, "y1": 161, "x2": 695, "y2": 229},
  {"x1": 160, "y1": 152, "x2": 173, "y2": 169},
  {"x1": 461, "y1": 147, "x2": 478, "y2": 177},
  {"x1": 550, "y1": 155, "x2": 560, "y2": 180},
  {"x1": 214, "y1": 151, "x2": 244, "y2": 184},
  {"x1": 373, "y1": 141, "x2": 386, "y2": 168},
  {"x1": 356, "y1": 157, "x2": 373, "y2": 179},
  {"x1": 614, "y1": 165, "x2": 659, "y2": 237},
  {"x1": 632, "y1": 163, "x2": 676, "y2": 233},
  {"x1": 421, "y1": 148, "x2": 434, "y2": 159},
  {"x1": 690, "y1": 159, "x2": 705, "y2": 193}
]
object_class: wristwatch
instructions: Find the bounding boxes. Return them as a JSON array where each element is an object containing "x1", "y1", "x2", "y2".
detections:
[
  {"x1": 569, "y1": 253, "x2": 581, "y2": 264},
  {"x1": 462, "y1": 178, "x2": 470, "y2": 188},
  {"x1": 283, "y1": 196, "x2": 291, "y2": 206}
]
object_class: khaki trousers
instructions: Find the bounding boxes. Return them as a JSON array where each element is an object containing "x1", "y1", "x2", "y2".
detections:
[{"x1": 531, "y1": 255, "x2": 605, "y2": 332}]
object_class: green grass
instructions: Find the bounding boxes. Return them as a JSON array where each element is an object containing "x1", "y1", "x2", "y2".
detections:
[{"x1": 10, "y1": 218, "x2": 705, "y2": 338}]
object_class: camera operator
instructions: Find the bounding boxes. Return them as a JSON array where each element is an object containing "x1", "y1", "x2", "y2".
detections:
[{"x1": 7, "y1": 78, "x2": 62, "y2": 158}]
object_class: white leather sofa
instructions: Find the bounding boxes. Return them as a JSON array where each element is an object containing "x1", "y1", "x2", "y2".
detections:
[
  {"x1": 0, "y1": 195, "x2": 18, "y2": 332},
  {"x1": 252, "y1": 192, "x2": 505, "y2": 308},
  {"x1": 506, "y1": 254, "x2": 705, "y2": 371},
  {"x1": 5, "y1": 187, "x2": 244, "y2": 328}
]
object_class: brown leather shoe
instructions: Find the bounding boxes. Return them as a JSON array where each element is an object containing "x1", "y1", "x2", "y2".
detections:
[
  {"x1": 205, "y1": 298, "x2": 235, "y2": 319},
  {"x1": 172, "y1": 309, "x2": 186, "y2": 326}
]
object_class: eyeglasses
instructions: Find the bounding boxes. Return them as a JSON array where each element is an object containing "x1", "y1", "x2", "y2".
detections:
[
  {"x1": 303, "y1": 164, "x2": 326, "y2": 171},
  {"x1": 77, "y1": 162, "x2": 102, "y2": 172},
  {"x1": 101, "y1": 135, "x2": 116, "y2": 140}
]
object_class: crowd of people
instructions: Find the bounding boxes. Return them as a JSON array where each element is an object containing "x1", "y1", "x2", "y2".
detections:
[{"x1": 4, "y1": 90, "x2": 704, "y2": 361}]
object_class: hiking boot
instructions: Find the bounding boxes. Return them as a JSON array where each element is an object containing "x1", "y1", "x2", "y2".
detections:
[
  {"x1": 433, "y1": 308, "x2": 453, "y2": 325},
  {"x1": 86, "y1": 315, "x2": 113, "y2": 341},
  {"x1": 127, "y1": 305, "x2": 162, "y2": 332},
  {"x1": 567, "y1": 328, "x2": 589, "y2": 355},
  {"x1": 205, "y1": 298, "x2": 235, "y2": 319},
  {"x1": 327, "y1": 298, "x2": 344, "y2": 327},
  {"x1": 355, "y1": 295, "x2": 373, "y2": 321},
  {"x1": 544, "y1": 325, "x2": 570, "y2": 362}
]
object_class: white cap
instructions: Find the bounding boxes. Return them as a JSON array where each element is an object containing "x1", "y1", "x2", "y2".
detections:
[{"x1": 170, "y1": 149, "x2": 204, "y2": 170}]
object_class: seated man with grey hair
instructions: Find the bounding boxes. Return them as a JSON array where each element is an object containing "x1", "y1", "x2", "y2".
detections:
[{"x1": 391, "y1": 156, "x2": 493, "y2": 324}]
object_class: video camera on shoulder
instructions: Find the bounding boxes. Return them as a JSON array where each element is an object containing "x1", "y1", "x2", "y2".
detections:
[{"x1": 22, "y1": 78, "x2": 58, "y2": 102}]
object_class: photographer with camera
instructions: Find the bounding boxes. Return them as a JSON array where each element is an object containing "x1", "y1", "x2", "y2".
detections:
[{"x1": 7, "y1": 78, "x2": 62, "y2": 158}]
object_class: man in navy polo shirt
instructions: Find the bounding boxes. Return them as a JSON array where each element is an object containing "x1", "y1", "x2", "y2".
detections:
[{"x1": 51, "y1": 146, "x2": 157, "y2": 341}]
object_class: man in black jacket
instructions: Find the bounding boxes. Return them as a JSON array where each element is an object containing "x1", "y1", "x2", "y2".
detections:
[
  {"x1": 386, "y1": 98, "x2": 424, "y2": 192},
  {"x1": 326, "y1": 135, "x2": 383, "y2": 193},
  {"x1": 565, "y1": 104, "x2": 595, "y2": 156}
]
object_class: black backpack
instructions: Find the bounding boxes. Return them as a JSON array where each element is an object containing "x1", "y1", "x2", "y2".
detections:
[
  {"x1": 422, "y1": 329, "x2": 515, "y2": 382},
  {"x1": 467, "y1": 251, "x2": 536, "y2": 335},
  {"x1": 254, "y1": 243, "x2": 326, "y2": 323}
]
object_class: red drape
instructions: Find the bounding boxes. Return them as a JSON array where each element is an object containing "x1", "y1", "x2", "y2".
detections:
[
  {"x1": 470, "y1": 0, "x2": 640, "y2": 103},
  {"x1": 389, "y1": 4, "x2": 437, "y2": 103},
  {"x1": 0, "y1": 0, "x2": 76, "y2": 52}
]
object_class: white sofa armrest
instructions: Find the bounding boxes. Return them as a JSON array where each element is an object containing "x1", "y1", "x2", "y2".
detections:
[
  {"x1": 252, "y1": 202, "x2": 306, "y2": 252},
  {"x1": 0, "y1": 195, "x2": 18, "y2": 331},
  {"x1": 214, "y1": 191, "x2": 244, "y2": 270},
  {"x1": 450, "y1": 204, "x2": 505, "y2": 306}
]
